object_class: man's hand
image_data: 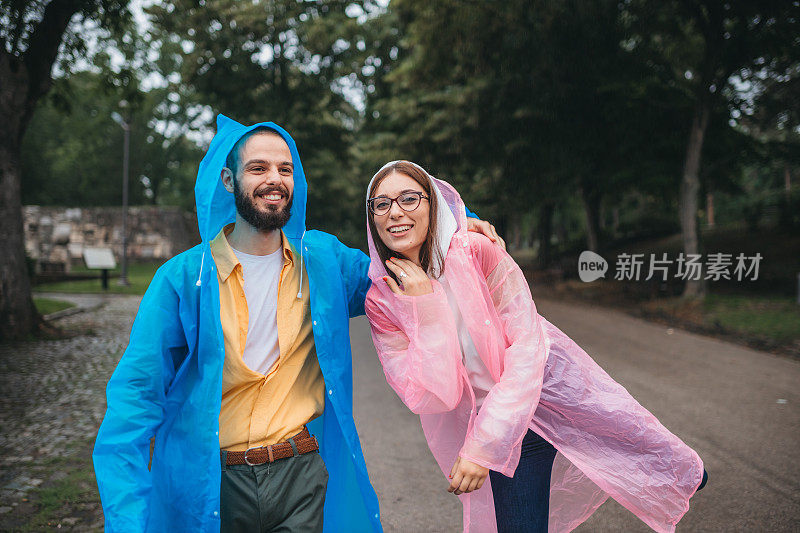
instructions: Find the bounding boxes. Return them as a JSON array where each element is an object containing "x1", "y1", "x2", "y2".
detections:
[
  {"x1": 467, "y1": 218, "x2": 506, "y2": 250},
  {"x1": 382, "y1": 257, "x2": 433, "y2": 296},
  {"x1": 448, "y1": 456, "x2": 489, "y2": 496}
]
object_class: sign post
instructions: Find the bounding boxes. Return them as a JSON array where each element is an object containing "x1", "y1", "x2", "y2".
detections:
[{"x1": 83, "y1": 248, "x2": 118, "y2": 290}]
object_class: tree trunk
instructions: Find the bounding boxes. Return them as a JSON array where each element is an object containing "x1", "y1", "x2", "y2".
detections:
[
  {"x1": 0, "y1": 0, "x2": 85, "y2": 340},
  {"x1": 509, "y1": 216, "x2": 522, "y2": 252},
  {"x1": 0, "y1": 139, "x2": 39, "y2": 341},
  {"x1": 679, "y1": 101, "x2": 709, "y2": 299},
  {"x1": 579, "y1": 183, "x2": 600, "y2": 252},
  {"x1": 536, "y1": 203, "x2": 554, "y2": 268},
  {"x1": 0, "y1": 52, "x2": 40, "y2": 341},
  {"x1": 706, "y1": 192, "x2": 715, "y2": 228}
]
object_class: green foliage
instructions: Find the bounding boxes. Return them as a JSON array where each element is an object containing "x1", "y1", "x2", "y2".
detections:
[
  {"x1": 143, "y1": 0, "x2": 383, "y2": 245},
  {"x1": 12, "y1": 0, "x2": 800, "y2": 256},
  {"x1": 358, "y1": 1, "x2": 675, "y2": 236},
  {"x1": 353, "y1": 0, "x2": 798, "y2": 257},
  {"x1": 20, "y1": 71, "x2": 202, "y2": 209}
]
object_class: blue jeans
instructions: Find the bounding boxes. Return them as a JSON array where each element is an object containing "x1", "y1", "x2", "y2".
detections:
[{"x1": 489, "y1": 429, "x2": 558, "y2": 533}]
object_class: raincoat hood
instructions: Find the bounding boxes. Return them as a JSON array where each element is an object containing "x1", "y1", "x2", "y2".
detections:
[
  {"x1": 365, "y1": 160, "x2": 460, "y2": 281},
  {"x1": 195, "y1": 114, "x2": 308, "y2": 243}
]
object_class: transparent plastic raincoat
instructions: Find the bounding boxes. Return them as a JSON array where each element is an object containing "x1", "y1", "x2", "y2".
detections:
[
  {"x1": 364, "y1": 165, "x2": 705, "y2": 533},
  {"x1": 93, "y1": 116, "x2": 382, "y2": 532}
]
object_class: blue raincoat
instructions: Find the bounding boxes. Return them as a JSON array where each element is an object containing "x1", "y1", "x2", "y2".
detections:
[{"x1": 93, "y1": 115, "x2": 384, "y2": 532}]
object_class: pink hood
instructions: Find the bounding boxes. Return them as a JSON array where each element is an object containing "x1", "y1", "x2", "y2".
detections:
[{"x1": 364, "y1": 163, "x2": 704, "y2": 532}]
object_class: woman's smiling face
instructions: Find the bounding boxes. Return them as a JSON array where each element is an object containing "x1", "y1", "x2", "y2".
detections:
[{"x1": 371, "y1": 171, "x2": 431, "y2": 264}]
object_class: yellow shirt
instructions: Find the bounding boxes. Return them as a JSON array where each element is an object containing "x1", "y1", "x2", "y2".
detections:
[{"x1": 210, "y1": 224, "x2": 324, "y2": 451}]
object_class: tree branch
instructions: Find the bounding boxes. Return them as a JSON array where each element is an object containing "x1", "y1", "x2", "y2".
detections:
[{"x1": 23, "y1": 0, "x2": 85, "y2": 103}]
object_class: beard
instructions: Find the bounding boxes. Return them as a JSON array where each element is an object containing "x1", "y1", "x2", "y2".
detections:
[{"x1": 233, "y1": 179, "x2": 293, "y2": 232}]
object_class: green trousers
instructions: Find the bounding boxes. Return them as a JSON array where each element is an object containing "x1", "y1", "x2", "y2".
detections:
[{"x1": 220, "y1": 449, "x2": 328, "y2": 533}]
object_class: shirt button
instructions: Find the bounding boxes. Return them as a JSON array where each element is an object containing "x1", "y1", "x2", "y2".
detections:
[{"x1": 485, "y1": 319, "x2": 491, "y2": 325}]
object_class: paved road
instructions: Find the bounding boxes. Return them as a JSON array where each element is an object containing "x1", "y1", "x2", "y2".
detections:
[{"x1": 351, "y1": 297, "x2": 800, "y2": 532}]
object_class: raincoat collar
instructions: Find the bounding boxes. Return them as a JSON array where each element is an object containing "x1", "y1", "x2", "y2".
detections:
[{"x1": 195, "y1": 114, "x2": 308, "y2": 244}]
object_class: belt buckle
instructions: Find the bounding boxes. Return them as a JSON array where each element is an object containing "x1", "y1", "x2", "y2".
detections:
[{"x1": 243, "y1": 445, "x2": 273, "y2": 466}]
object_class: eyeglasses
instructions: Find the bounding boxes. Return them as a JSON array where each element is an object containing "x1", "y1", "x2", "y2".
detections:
[{"x1": 367, "y1": 191, "x2": 429, "y2": 216}]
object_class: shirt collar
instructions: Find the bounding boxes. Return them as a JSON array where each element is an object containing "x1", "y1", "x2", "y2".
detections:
[{"x1": 210, "y1": 223, "x2": 294, "y2": 282}]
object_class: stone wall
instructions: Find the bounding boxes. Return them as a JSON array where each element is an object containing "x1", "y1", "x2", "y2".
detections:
[{"x1": 24, "y1": 206, "x2": 200, "y2": 273}]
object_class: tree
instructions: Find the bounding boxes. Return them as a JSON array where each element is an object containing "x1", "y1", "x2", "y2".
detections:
[
  {"x1": 359, "y1": 0, "x2": 657, "y2": 259},
  {"x1": 623, "y1": 0, "x2": 800, "y2": 298},
  {"x1": 145, "y1": 0, "x2": 380, "y2": 245},
  {"x1": 1, "y1": 0, "x2": 129, "y2": 340},
  {"x1": 21, "y1": 71, "x2": 201, "y2": 210}
]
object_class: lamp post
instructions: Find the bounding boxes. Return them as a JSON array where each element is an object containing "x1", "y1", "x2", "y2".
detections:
[{"x1": 111, "y1": 106, "x2": 131, "y2": 286}]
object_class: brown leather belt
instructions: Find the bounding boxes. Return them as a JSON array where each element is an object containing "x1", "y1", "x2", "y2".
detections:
[{"x1": 223, "y1": 427, "x2": 319, "y2": 466}]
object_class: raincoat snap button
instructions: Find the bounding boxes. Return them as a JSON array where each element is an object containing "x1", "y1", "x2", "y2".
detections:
[
  {"x1": 328, "y1": 389, "x2": 333, "y2": 395},
  {"x1": 313, "y1": 321, "x2": 317, "y2": 326},
  {"x1": 485, "y1": 319, "x2": 491, "y2": 325},
  {"x1": 213, "y1": 511, "x2": 218, "y2": 516}
]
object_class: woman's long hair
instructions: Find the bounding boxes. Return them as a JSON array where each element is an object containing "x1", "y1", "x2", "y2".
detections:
[{"x1": 367, "y1": 161, "x2": 444, "y2": 284}]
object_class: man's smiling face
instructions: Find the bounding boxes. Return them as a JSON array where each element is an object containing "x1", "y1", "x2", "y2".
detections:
[{"x1": 228, "y1": 132, "x2": 295, "y2": 232}]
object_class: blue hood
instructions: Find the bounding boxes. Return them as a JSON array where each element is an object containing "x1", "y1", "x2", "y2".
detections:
[{"x1": 195, "y1": 114, "x2": 308, "y2": 243}]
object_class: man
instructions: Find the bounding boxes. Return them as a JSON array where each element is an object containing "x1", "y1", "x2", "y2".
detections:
[{"x1": 93, "y1": 115, "x2": 502, "y2": 532}]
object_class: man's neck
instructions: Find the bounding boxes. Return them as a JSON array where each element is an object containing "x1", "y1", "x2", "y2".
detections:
[{"x1": 225, "y1": 215, "x2": 282, "y2": 255}]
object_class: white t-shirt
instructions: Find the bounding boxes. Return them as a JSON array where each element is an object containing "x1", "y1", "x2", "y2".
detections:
[
  {"x1": 232, "y1": 246, "x2": 284, "y2": 375},
  {"x1": 438, "y1": 273, "x2": 494, "y2": 409}
]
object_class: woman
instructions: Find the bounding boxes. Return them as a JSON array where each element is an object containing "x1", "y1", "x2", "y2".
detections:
[{"x1": 363, "y1": 160, "x2": 706, "y2": 533}]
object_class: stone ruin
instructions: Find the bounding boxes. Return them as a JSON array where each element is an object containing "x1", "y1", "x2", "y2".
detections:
[{"x1": 24, "y1": 206, "x2": 200, "y2": 274}]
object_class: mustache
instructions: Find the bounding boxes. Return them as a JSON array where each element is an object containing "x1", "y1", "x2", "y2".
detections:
[{"x1": 253, "y1": 185, "x2": 290, "y2": 198}]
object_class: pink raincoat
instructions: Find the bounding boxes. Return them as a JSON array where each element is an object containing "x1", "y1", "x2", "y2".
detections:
[{"x1": 364, "y1": 166, "x2": 704, "y2": 533}]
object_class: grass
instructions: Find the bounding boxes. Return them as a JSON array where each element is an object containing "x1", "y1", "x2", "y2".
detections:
[
  {"x1": 702, "y1": 294, "x2": 800, "y2": 344},
  {"x1": 2, "y1": 438, "x2": 103, "y2": 532},
  {"x1": 34, "y1": 262, "x2": 163, "y2": 296},
  {"x1": 33, "y1": 297, "x2": 76, "y2": 315},
  {"x1": 23, "y1": 468, "x2": 99, "y2": 532}
]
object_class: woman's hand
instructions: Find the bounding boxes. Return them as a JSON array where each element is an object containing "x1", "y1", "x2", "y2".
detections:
[
  {"x1": 383, "y1": 257, "x2": 433, "y2": 296},
  {"x1": 467, "y1": 218, "x2": 506, "y2": 250},
  {"x1": 448, "y1": 456, "x2": 489, "y2": 495}
]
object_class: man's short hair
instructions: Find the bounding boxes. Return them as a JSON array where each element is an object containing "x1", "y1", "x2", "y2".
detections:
[{"x1": 224, "y1": 126, "x2": 284, "y2": 179}]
